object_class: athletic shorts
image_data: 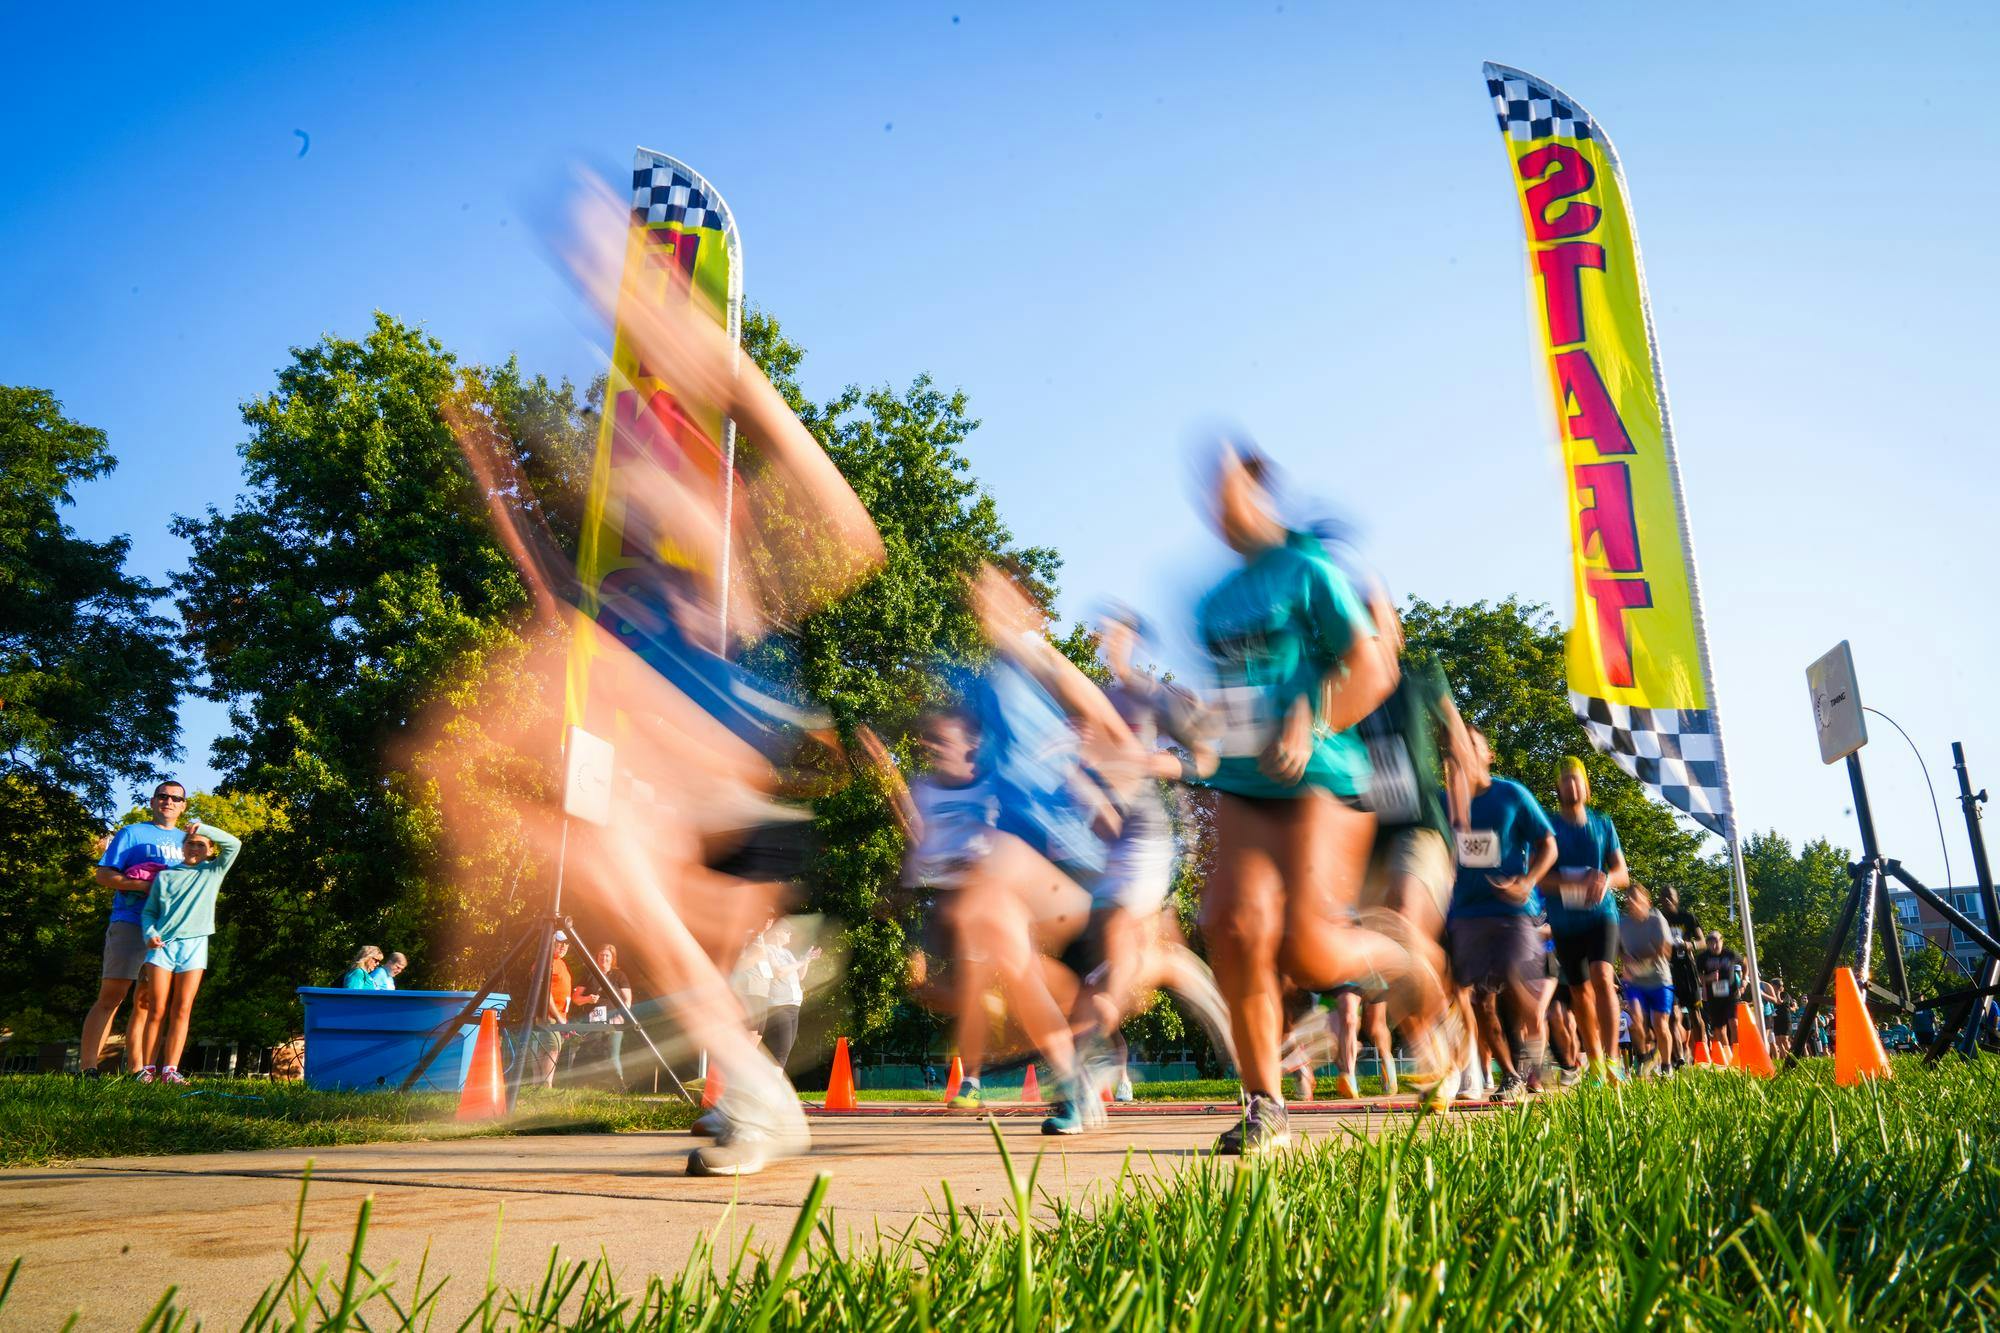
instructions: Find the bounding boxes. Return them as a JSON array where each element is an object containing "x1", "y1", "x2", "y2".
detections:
[
  {"x1": 1702, "y1": 1000, "x2": 1739, "y2": 1040},
  {"x1": 144, "y1": 934, "x2": 209, "y2": 974},
  {"x1": 1447, "y1": 916, "x2": 1541, "y2": 994},
  {"x1": 711, "y1": 818, "x2": 816, "y2": 884},
  {"x1": 1361, "y1": 826, "x2": 1452, "y2": 919},
  {"x1": 103, "y1": 921, "x2": 146, "y2": 982},
  {"x1": 1552, "y1": 915, "x2": 1618, "y2": 985},
  {"x1": 1093, "y1": 832, "x2": 1174, "y2": 914},
  {"x1": 1626, "y1": 981, "x2": 1675, "y2": 1018}
]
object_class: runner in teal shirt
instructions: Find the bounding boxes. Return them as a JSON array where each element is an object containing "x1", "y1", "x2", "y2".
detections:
[
  {"x1": 1188, "y1": 440, "x2": 1408, "y2": 1160},
  {"x1": 1197, "y1": 529, "x2": 1376, "y2": 800}
]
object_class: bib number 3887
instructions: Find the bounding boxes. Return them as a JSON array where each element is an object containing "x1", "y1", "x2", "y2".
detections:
[{"x1": 1455, "y1": 830, "x2": 1500, "y2": 869}]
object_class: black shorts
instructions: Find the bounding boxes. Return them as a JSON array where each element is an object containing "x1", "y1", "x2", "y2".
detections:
[
  {"x1": 1552, "y1": 916, "x2": 1619, "y2": 986},
  {"x1": 710, "y1": 818, "x2": 816, "y2": 884},
  {"x1": 1702, "y1": 1000, "x2": 1739, "y2": 1040}
]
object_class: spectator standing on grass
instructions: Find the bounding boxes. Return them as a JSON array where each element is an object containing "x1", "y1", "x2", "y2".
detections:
[
  {"x1": 570, "y1": 943, "x2": 634, "y2": 1089},
  {"x1": 79, "y1": 781, "x2": 188, "y2": 1077},
  {"x1": 533, "y1": 931, "x2": 572, "y2": 1087},
  {"x1": 370, "y1": 952, "x2": 406, "y2": 990},
  {"x1": 756, "y1": 921, "x2": 820, "y2": 1072},
  {"x1": 125, "y1": 820, "x2": 242, "y2": 1084},
  {"x1": 341, "y1": 945, "x2": 384, "y2": 988}
]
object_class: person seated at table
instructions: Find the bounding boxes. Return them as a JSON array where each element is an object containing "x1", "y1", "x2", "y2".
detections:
[{"x1": 342, "y1": 945, "x2": 384, "y2": 989}]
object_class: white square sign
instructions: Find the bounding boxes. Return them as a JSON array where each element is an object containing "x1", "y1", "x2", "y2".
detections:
[
  {"x1": 1805, "y1": 641, "x2": 1867, "y2": 766},
  {"x1": 563, "y1": 725, "x2": 615, "y2": 826}
]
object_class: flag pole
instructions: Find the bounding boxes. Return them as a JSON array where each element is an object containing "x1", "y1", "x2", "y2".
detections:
[{"x1": 1595, "y1": 109, "x2": 1767, "y2": 1037}]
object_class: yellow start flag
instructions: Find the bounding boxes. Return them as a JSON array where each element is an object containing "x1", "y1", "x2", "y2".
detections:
[
  {"x1": 566, "y1": 149, "x2": 742, "y2": 733},
  {"x1": 1483, "y1": 63, "x2": 1731, "y2": 836}
]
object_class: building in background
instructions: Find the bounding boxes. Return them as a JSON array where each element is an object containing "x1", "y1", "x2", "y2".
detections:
[{"x1": 1890, "y1": 887, "x2": 1991, "y2": 976}]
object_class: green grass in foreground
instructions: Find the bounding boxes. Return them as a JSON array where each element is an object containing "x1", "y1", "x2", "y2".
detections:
[
  {"x1": 23, "y1": 1056, "x2": 1997, "y2": 1329},
  {"x1": 0, "y1": 1075, "x2": 697, "y2": 1167}
]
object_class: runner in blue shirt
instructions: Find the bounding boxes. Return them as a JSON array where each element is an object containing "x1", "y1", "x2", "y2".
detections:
[
  {"x1": 1539, "y1": 758, "x2": 1629, "y2": 1085},
  {"x1": 1446, "y1": 725, "x2": 1559, "y2": 1102}
]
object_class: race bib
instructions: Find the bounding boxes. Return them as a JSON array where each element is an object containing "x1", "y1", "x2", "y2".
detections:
[
  {"x1": 1213, "y1": 687, "x2": 1276, "y2": 759},
  {"x1": 587, "y1": 1005, "x2": 609, "y2": 1024},
  {"x1": 1364, "y1": 734, "x2": 1420, "y2": 824},
  {"x1": 1708, "y1": 979, "x2": 1730, "y2": 998},
  {"x1": 1456, "y1": 829, "x2": 1501, "y2": 869}
]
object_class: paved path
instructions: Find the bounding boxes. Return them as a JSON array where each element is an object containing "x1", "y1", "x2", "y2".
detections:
[{"x1": 0, "y1": 1103, "x2": 1449, "y2": 1328}]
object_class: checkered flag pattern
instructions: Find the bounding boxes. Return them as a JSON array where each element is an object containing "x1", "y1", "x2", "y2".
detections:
[
  {"x1": 1487, "y1": 72, "x2": 1594, "y2": 143},
  {"x1": 631, "y1": 162, "x2": 726, "y2": 230},
  {"x1": 1572, "y1": 691, "x2": 1729, "y2": 838}
]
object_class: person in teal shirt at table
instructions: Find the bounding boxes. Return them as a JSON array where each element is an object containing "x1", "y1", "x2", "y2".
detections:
[
  {"x1": 126, "y1": 820, "x2": 242, "y2": 1084},
  {"x1": 342, "y1": 944, "x2": 384, "y2": 989}
]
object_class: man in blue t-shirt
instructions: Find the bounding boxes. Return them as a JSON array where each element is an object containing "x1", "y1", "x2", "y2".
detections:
[
  {"x1": 80, "y1": 780, "x2": 189, "y2": 1075},
  {"x1": 1539, "y1": 758, "x2": 1629, "y2": 1085},
  {"x1": 1446, "y1": 727, "x2": 1558, "y2": 1102}
]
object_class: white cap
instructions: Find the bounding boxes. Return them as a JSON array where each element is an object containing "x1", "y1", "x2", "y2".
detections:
[{"x1": 553, "y1": 930, "x2": 568, "y2": 942}]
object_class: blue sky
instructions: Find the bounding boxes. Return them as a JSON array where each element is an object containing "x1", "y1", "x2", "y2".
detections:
[{"x1": 6, "y1": 2, "x2": 1997, "y2": 889}]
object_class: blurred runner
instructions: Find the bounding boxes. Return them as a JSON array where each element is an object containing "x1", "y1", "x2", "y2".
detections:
[
  {"x1": 1618, "y1": 883, "x2": 1675, "y2": 1076},
  {"x1": 1188, "y1": 440, "x2": 1418, "y2": 1156},
  {"x1": 1540, "y1": 758, "x2": 1628, "y2": 1085},
  {"x1": 1068, "y1": 606, "x2": 1231, "y2": 1104},
  {"x1": 442, "y1": 178, "x2": 886, "y2": 1176}
]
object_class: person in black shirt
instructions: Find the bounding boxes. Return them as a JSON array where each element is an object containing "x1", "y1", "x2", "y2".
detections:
[
  {"x1": 1695, "y1": 931, "x2": 1742, "y2": 1063},
  {"x1": 1657, "y1": 885, "x2": 1703, "y2": 1065}
]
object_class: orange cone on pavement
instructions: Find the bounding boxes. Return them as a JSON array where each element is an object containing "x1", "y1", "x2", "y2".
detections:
[
  {"x1": 1733, "y1": 1003, "x2": 1776, "y2": 1077},
  {"x1": 1691, "y1": 1040, "x2": 1710, "y2": 1066},
  {"x1": 700, "y1": 1060, "x2": 724, "y2": 1109},
  {"x1": 1834, "y1": 967, "x2": 1893, "y2": 1085},
  {"x1": 824, "y1": 1036, "x2": 858, "y2": 1110},
  {"x1": 456, "y1": 1009, "x2": 505, "y2": 1121},
  {"x1": 1019, "y1": 1063, "x2": 1041, "y2": 1103},
  {"x1": 942, "y1": 1055, "x2": 963, "y2": 1102}
]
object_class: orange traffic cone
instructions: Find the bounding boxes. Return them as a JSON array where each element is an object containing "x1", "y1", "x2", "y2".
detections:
[
  {"x1": 942, "y1": 1055, "x2": 963, "y2": 1103},
  {"x1": 1834, "y1": 967, "x2": 1893, "y2": 1085},
  {"x1": 1019, "y1": 1063, "x2": 1041, "y2": 1103},
  {"x1": 824, "y1": 1036, "x2": 858, "y2": 1110},
  {"x1": 1733, "y1": 1003, "x2": 1776, "y2": 1077},
  {"x1": 1691, "y1": 1040, "x2": 1710, "y2": 1066},
  {"x1": 700, "y1": 1059, "x2": 725, "y2": 1110},
  {"x1": 456, "y1": 1010, "x2": 505, "y2": 1121}
]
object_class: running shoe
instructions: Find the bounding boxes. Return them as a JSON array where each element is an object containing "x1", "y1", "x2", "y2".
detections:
[
  {"x1": 1214, "y1": 1094, "x2": 1291, "y2": 1158},
  {"x1": 1496, "y1": 1074, "x2": 1528, "y2": 1104},
  {"x1": 1042, "y1": 1097, "x2": 1088, "y2": 1135},
  {"x1": 946, "y1": 1086, "x2": 985, "y2": 1111},
  {"x1": 687, "y1": 1127, "x2": 774, "y2": 1177},
  {"x1": 1333, "y1": 1073, "x2": 1361, "y2": 1100},
  {"x1": 690, "y1": 1108, "x2": 728, "y2": 1137},
  {"x1": 136, "y1": 1066, "x2": 158, "y2": 1084},
  {"x1": 161, "y1": 1068, "x2": 190, "y2": 1085},
  {"x1": 1114, "y1": 1077, "x2": 1135, "y2": 1103}
]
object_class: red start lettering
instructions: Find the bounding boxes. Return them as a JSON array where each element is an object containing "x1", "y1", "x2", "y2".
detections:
[
  {"x1": 1584, "y1": 575, "x2": 1652, "y2": 689},
  {"x1": 1533, "y1": 243, "x2": 1604, "y2": 347},
  {"x1": 1553, "y1": 349, "x2": 1634, "y2": 456},
  {"x1": 643, "y1": 228, "x2": 701, "y2": 287},
  {"x1": 1517, "y1": 144, "x2": 1601, "y2": 241},
  {"x1": 1573, "y1": 461, "x2": 1640, "y2": 572},
  {"x1": 611, "y1": 387, "x2": 708, "y2": 472}
]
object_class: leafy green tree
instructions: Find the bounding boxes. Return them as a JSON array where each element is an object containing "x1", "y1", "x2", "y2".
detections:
[
  {"x1": 170, "y1": 316, "x2": 592, "y2": 1037},
  {"x1": 0, "y1": 387, "x2": 190, "y2": 1038}
]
